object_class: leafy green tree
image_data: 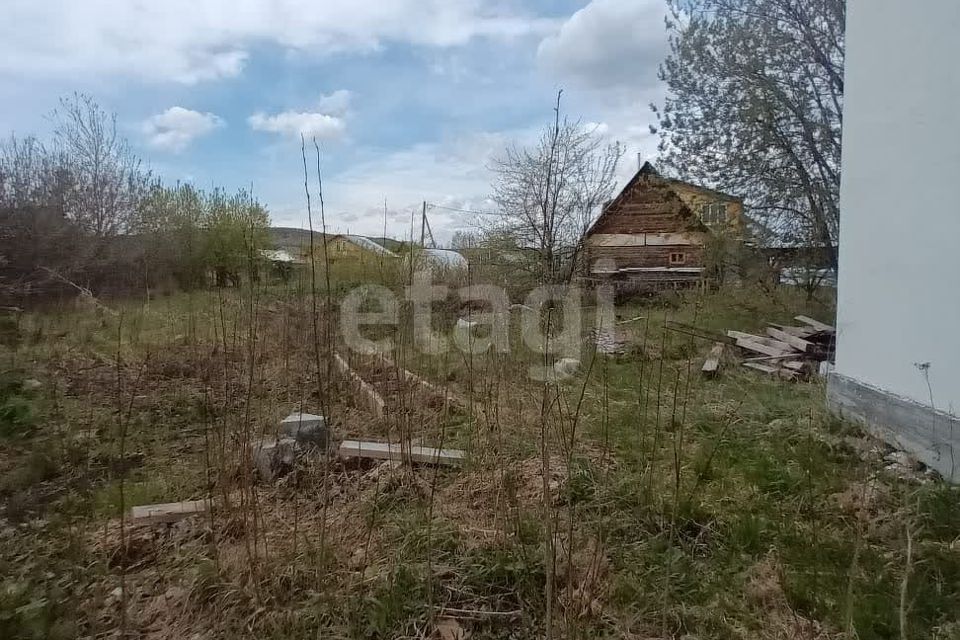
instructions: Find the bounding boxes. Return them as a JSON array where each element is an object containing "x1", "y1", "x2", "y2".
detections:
[
  {"x1": 137, "y1": 184, "x2": 270, "y2": 290},
  {"x1": 204, "y1": 188, "x2": 270, "y2": 287},
  {"x1": 137, "y1": 182, "x2": 210, "y2": 289},
  {"x1": 654, "y1": 0, "x2": 844, "y2": 266}
]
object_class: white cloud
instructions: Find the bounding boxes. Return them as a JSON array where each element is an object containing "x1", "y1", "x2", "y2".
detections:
[
  {"x1": 316, "y1": 89, "x2": 353, "y2": 117},
  {"x1": 143, "y1": 106, "x2": 223, "y2": 152},
  {"x1": 248, "y1": 111, "x2": 346, "y2": 140},
  {"x1": 537, "y1": 0, "x2": 667, "y2": 93},
  {"x1": 174, "y1": 50, "x2": 248, "y2": 84},
  {"x1": 0, "y1": 0, "x2": 557, "y2": 84},
  {"x1": 264, "y1": 128, "x2": 538, "y2": 243},
  {"x1": 319, "y1": 117, "x2": 662, "y2": 242},
  {"x1": 248, "y1": 91, "x2": 353, "y2": 140},
  {"x1": 534, "y1": 0, "x2": 669, "y2": 179},
  {"x1": 584, "y1": 121, "x2": 610, "y2": 136},
  {"x1": 261, "y1": 117, "x2": 656, "y2": 245}
]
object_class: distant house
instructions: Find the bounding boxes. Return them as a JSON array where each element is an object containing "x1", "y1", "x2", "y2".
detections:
[
  {"x1": 260, "y1": 249, "x2": 302, "y2": 264},
  {"x1": 327, "y1": 234, "x2": 399, "y2": 262},
  {"x1": 418, "y1": 248, "x2": 467, "y2": 270},
  {"x1": 365, "y1": 236, "x2": 407, "y2": 254},
  {"x1": 259, "y1": 249, "x2": 303, "y2": 281},
  {"x1": 760, "y1": 244, "x2": 838, "y2": 288},
  {"x1": 743, "y1": 218, "x2": 837, "y2": 288},
  {"x1": 582, "y1": 162, "x2": 743, "y2": 290}
]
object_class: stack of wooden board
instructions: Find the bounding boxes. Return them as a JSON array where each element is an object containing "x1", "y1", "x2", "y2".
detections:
[{"x1": 728, "y1": 315, "x2": 836, "y2": 380}]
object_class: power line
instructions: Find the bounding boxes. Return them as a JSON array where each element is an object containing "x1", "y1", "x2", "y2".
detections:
[{"x1": 425, "y1": 202, "x2": 498, "y2": 216}]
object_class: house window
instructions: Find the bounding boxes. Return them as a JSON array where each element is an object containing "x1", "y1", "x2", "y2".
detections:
[
  {"x1": 670, "y1": 252, "x2": 685, "y2": 265},
  {"x1": 700, "y1": 202, "x2": 727, "y2": 225}
]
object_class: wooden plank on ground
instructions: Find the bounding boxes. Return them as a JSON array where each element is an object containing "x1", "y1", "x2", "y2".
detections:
[
  {"x1": 734, "y1": 337, "x2": 789, "y2": 358},
  {"x1": 795, "y1": 315, "x2": 835, "y2": 333},
  {"x1": 743, "y1": 353, "x2": 800, "y2": 363},
  {"x1": 768, "y1": 323, "x2": 816, "y2": 338},
  {"x1": 339, "y1": 439, "x2": 465, "y2": 466},
  {"x1": 665, "y1": 321, "x2": 731, "y2": 344},
  {"x1": 742, "y1": 362, "x2": 797, "y2": 380},
  {"x1": 726, "y1": 330, "x2": 796, "y2": 353},
  {"x1": 131, "y1": 499, "x2": 210, "y2": 525},
  {"x1": 701, "y1": 343, "x2": 724, "y2": 376},
  {"x1": 766, "y1": 327, "x2": 813, "y2": 352}
]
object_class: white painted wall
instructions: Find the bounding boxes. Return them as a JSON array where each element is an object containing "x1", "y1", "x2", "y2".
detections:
[{"x1": 835, "y1": 0, "x2": 960, "y2": 415}]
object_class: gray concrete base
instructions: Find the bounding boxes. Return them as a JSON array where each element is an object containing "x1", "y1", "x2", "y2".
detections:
[{"x1": 827, "y1": 373, "x2": 959, "y2": 482}]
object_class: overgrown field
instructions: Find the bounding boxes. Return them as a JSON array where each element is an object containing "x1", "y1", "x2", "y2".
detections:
[{"x1": 1, "y1": 279, "x2": 958, "y2": 639}]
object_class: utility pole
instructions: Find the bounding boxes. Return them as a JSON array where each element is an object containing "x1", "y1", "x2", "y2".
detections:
[
  {"x1": 419, "y1": 201, "x2": 427, "y2": 249},
  {"x1": 424, "y1": 214, "x2": 436, "y2": 249},
  {"x1": 408, "y1": 204, "x2": 417, "y2": 285}
]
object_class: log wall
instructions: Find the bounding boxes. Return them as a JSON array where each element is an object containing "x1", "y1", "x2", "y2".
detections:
[
  {"x1": 587, "y1": 245, "x2": 704, "y2": 270},
  {"x1": 583, "y1": 169, "x2": 741, "y2": 284}
]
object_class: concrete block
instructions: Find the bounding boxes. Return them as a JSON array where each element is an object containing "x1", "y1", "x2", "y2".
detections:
[
  {"x1": 827, "y1": 372, "x2": 959, "y2": 482},
  {"x1": 333, "y1": 353, "x2": 386, "y2": 417},
  {"x1": 339, "y1": 439, "x2": 465, "y2": 466},
  {"x1": 280, "y1": 412, "x2": 328, "y2": 446},
  {"x1": 131, "y1": 499, "x2": 210, "y2": 525},
  {"x1": 253, "y1": 438, "x2": 299, "y2": 481}
]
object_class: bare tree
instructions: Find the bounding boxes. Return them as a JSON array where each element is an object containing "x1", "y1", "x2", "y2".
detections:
[
  {"x1": 0, "y1": 135, "x2": 79, "y2": 303},
  {"x1": 0, "y1": 135, "x2": 71, "y2": 211},
  {"x1": 489, "y1": 92, "x2": 623, "y2": 282},
  {"x1": 1, "y1": 95, "x2": 270, "y2": 305},
  {"x1": 51, "y1": 93, "x2": 149, "y2": 237},
  {"x1": 450, "y1": 230, "x2": 481, "y2": 250},
  {"x1": 654, "y1": 0, "x2": 844, "y2": 267}
]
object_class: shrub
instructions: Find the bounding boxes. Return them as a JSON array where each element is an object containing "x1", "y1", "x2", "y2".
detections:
[{"x1": 0, "y1": 370, "x2": 37, "y2": 439}]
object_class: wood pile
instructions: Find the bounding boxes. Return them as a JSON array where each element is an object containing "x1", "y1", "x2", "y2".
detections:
[
  {"x1": 701, "y1": 343, "x2": 725, "y2": 377},
  {"x1": 726, "y1": 315, "x2": 836, "y2": 380}
]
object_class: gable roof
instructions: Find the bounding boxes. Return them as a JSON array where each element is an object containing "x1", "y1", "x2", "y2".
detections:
[
  {"x1": 635, "y1": 162, "x2": 741, "y2": 202},
  {"x1": 664, "y1": 177, "x2": 742, "y2": 203},
  {"x1": 638, "y1": 160, "x2": 659, "y2": 177},
  {"x1": 334, "y1": 234, "x2": 399, "y2": 257},
  {"x1": 422, "y1": 248, "x2": 467, "y2": 268},
  {"x1": 585, "y1": 162, "x2": 739, "y2": 237},
  {"x1": 260, "y1": 249, "x2": 300, "y2": 263},
  {"x1": 586, "y1": 163, "x2": 701, "y2": 236},
  {"x1": 365, "y1": 236, "x2": 406, "y2": 253}
]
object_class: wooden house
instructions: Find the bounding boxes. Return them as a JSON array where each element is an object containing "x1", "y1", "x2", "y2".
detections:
[{"x1": 582, "y1": 162, "x2": 743, "y2": 290}]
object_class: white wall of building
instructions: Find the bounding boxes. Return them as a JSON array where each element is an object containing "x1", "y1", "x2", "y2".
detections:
[{"x1": 835, "y1": 0, "x2": 960, "y2": 415}]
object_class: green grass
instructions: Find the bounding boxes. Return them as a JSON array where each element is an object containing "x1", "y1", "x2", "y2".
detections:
[
  {"x1": 1, "y1": 282, "x2": 957, "y2": 639},
  {"x1": 0, "y1": 368, "x2": 39, "y2": 439}
]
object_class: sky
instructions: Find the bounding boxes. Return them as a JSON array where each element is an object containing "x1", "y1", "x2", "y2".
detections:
[{"x1": 0, "y1": 0, "x2": 669, "y2": 244}]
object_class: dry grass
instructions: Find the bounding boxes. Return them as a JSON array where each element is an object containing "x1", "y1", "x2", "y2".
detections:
[{"x1": 1, "y1": 282, "x2": 958, "y2": 639}]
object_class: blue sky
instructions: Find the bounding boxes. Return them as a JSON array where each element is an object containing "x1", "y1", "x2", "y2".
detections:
[{"x1": 0, "y1": 0, "x2": 668, "y2": 243}]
